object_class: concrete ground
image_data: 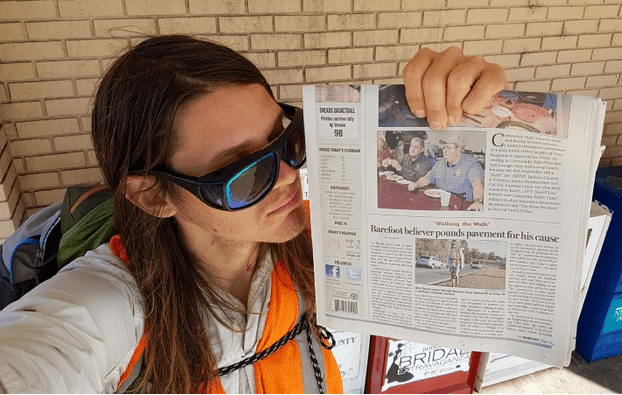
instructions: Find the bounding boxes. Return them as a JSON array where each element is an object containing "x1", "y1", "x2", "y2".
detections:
[{"x1": 478, "y1": 351, "x2": 622, "y2": 394}]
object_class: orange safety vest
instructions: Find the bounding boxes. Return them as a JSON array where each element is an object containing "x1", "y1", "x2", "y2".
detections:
[{"x1": 109, "y1": 235, "x2": 342, "y2": 394}]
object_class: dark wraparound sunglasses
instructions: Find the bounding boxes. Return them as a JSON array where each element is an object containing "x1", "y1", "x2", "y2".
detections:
[{"x1": 151, "y1": 102, "x2": 305, "y2": 211}]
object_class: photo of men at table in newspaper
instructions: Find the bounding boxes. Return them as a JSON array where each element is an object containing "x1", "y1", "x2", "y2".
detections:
[
  {"x1": 414, "y1": 238, "x2": 506, "y2": 290},
  {"x1": 378, "y1": 130, "x2": 486, "y2": 211},
  {"x1": 378, "y1": 84, "x2": 566, "y2": 138}
]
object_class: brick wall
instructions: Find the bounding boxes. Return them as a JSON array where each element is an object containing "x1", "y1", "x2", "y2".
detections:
[{"x1": 0, "y1": 0, "x2": 621, "y2": 232}]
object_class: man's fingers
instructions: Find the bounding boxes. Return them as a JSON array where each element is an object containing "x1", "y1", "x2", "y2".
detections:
[
  {"x1": 403, "y1": 48, "x2": 435, "y2": 119},
  {"x1": 461, "y1": 63, "x2": 508, "y2": 115},
  {"x1": 421, "y1": 47, "x2": 465, "y2": 130}
]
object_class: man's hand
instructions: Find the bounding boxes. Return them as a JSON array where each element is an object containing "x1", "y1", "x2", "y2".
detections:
[{"x1": 403, "y1": 46, "x2": 507, "y2": 131}]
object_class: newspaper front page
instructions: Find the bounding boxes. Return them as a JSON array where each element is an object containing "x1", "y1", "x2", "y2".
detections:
[{"x1": 303, "y1": 85, "x2": 606, "y2": 367}]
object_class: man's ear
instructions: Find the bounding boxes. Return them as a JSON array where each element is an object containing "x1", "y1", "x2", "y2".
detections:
[{"x1": 124, "y1": 175, "x2": 177, "y2": 218}]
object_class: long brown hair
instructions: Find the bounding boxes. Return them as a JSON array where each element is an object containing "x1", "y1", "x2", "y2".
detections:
[{"x1": 91, "y1": 35, "x2": 315, "y2": 393}]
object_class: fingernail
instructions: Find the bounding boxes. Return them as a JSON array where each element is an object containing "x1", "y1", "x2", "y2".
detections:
[
  {"x1": 448, "y1": 116, "x2": 457, "y2": 125},
  {"x1": 430, "y1": 121, "x2": 442, "y2": 130},
  {"x1": 415, "y1": 110, "x2": 426, "y2": 118}
]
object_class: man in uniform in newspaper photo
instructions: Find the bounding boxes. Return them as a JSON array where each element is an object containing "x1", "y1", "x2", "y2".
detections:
[
  {"x1": 408, "y1": 135, "x2": 485, "y2": 211},
  {"x1": 447, "y1": 240, "x2": 465, "y2": 287},
  {"x1": 381, "y1": 137, "x2": 434, "y2": 182}
]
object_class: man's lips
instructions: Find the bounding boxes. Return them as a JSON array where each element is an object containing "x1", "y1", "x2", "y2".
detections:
[{"x1": 269, "y1": 188, "x2": 301, "y2": 215}]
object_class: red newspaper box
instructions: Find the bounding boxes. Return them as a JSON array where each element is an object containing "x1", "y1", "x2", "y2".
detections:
[{"x1": 366, "y1": 336, "x2": 483, "y2": 394}]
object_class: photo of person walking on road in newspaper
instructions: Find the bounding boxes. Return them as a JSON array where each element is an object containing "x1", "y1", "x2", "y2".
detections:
[{"x1": 414, "y1": 239, "x2": 506, "y2": 290}]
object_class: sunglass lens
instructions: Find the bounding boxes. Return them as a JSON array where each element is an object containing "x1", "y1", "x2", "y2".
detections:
[
  {"x1": 284, "y1": 126, "x2": 306, "y2": 168},
  {"x1": 225, "y1": 153, "x2": 278, "y2": 210}
]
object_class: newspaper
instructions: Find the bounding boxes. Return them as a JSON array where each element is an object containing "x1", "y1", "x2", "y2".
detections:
[{"x1": 302, "y1": 85, "x2": 607, "y2": 367}]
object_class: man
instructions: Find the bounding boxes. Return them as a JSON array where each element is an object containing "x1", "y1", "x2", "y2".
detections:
[
  {"x1": 447, "y1": 240, "x2": 464, "y2": 287},
  {"x1": 408, "y1": 135, "x2": 484, "y2": 211},
  {"x1": 382, "y1": 137, "x2": 433, "y2": 181}
]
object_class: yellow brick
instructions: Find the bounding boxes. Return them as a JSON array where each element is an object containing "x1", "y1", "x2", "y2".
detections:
[
  {"x1": 94, "y1": 19, "x2": 157, "y2": 37},
  {"x1": 205, "y1": 35, "x2": 249, "y2": 52},
  {"x1": 600, "y1": 19, "x2": 622, "y2": 33},
  {"x1": 606, "y1": 123, "x2": 622, "y2": 136},
  {"x1": 248, "y1": 0, "x2": 300, "y2": 13},
  {"x1": 0, "y1": 63, "x2": 36, "y2": 81},
  {"x1": 377, "y1": 12, "x2": 422, "y2": 28},
  {"x1": 599, "y1": 86, "x2": 622, "y2": 100},
  {"x1": 525, "y1": 22, "x2": 563, "y2": 36},
  {"x1": 0, "y1": 146, "x2": 12, "y2": 179},
  {"x1": 66, "y1": 39, "x2": 128, "y2": 58},
  {"x1": 0, "y1": 42, "x2": 64, "y2": 61},
  {"x1": 189, "y1": 0, "x2": 245, "y2": 14},
  {"x1": 605, "y1": 60, "x2": 622, "y2": 73},
  {"x1": 557, "y1": 49, "x2": 592, "y2": 63},
  {"x1": 466, "y1": 8, "x2": 508, "y2": 24},
  {"x1": 25, "y1": 152, "x2": 86, "y2": 172},
  {"x1": 329, "y1": 47, "x2": 375, "y2": 63},
  {"x1": 276, "y1": 16, "x2": 325, "y2": 32},
  {"x1": 258, "y1": 69, "x2": 303, "y2": 85},
  {"x1": 578, "y1": 34, "x2": 613, "y2": 48},
  {"x1": 278, "y1": 50, "x2": 326, "y2": 67},
  {"x1": 490, "y1": 0, "x2": 530, "y2": 5},
  {"x1": 514, "y1": 80, "x2": 551, "y2": 92},
  {"x1": 34, "y1": 188, "x2": 67, "y2": 207},
  {"x1": 449, "y1": 0, "x2": 488, "y2": 6},
  {"x1": 563, "y1": 20, "x2": 599, "y2": 35},
  {"x1": 9, "y1": 81, "x2": 74, "y2": 101},
  {"x1": 606, "y1": 111, "x2": 622, "y2": 124},
  {"x1": 58, "y1": 0, "x2": 123, "y2": 17},
  {"x1": 26, "y1": 21, "x2": 92, "y2": 40},
  {"x1": 81, "y1": 116, "x2": 92, "y2": 133},
  {"x1": 585, "y1": 5, "x2": 621, "y2": 19},
  {"x1": 0, "y1": 218, "x2": 17, "y2": 239},
  {"x1": 486, "y1": 24, "x2": 525, "y2": 39},
  {"x1": 36, "y1": 60, "x2": 100, "y2": 79},
  {"x1": 535, "y1": 64, "x2": 570, "y2": 79},
  {"x1": 304, "y1": 32, "x2": 351, "y2": 49},
  {"x1": 400, "y1": 28, "x2": 444, "y2": 44},
  {"x1": 0, "y1": 182, "x2": 19, "y2": 220},
  {"x1": 483, "y1": 54, "x2": 521, "y2": 69},
  {"x1": 613, "y1": 33, "x2": 622, "y2": 46},
  {"x1": 444, "y1": 26, "x2": 485, "y2": 41},
  {"x1": 218, "y1": 16, "x2": 271, "y2": 34},
  {"x1": 61, "y1": 167, "x2": 103, "y2": 186},
  {"x1": 353, "y1": 63, "x2": 396, "y2": 79},
  {"x1": 53, "y1": 134, "x2": 93, "y2": 151},
  {"x1": 251, "y1": 34, "x2": 302, "y2": 50},
  {"x1": 503, "y1": 37, "x2": 541, "y2": 53},
  {"x1": 587, "y1": 75, "x2": 620, "y2": 88},
  {"x1": 541, "y1": 36, "x2": 578, "y2": 50},
  {"x1": 158, "y1": 17, "x2": 217, "y2": 35},
  {"x1": 571, "y1": 62, "x2": 605, "y2": 76},
  {"x1": 305, "y1": 65, "x2": 350, "y2": 82},
  {"x1": 16, "y1": 118, "x2": 80, "y2": 138},
  {"x1": 403, "y1": 0, "x2": 446, "y2": 10},
  {"x1": 0, "y1": 1, "x2": 57, "y2": 20},
  {"x1": 2, "y1": 124, "x2": 17, "y2": 139},
  {"x1": 353, "y1": 0, "x2": 401, "y2": 11},
  {"x1": 547, "y1": 6, "x2": 584, "y2": 20},
  {"x1": 45, "y1": 98, "x2": 91, "y2": 117},
  {"x1": 126, "y1": 0, "x2": 185, "y2": 15},
  {"x1": 593, "y1": 47, "x2": 622, "y2": 61},
  {"x1": 505, "y1": 67, "x2": 535, "y2": 82},
  {"x1": 86, "y1": 150, "x2": 98, "y2": 165},
  {"x1": 243, "y1": 53, "x2": 276, "y2": 69},
  {"x1": 0, "y1": 102, "x2": 43, "y2": 121},
  {"x1": 19, "y1": 172, "x2": 60, "y2": 191},
  {"x1": 76, "y1": 79, "x2": 99, "y2": 96},
  {"x1": 328, "y1": 14, "x2": 375, "y2": 31},
  {"x1": 0, "y1": 164, "x2": 17, "y2": 201},
  {"x1": 353, "y1": 30, "x2": 399, "y2": 46},
  {"x1": 463, "y1": 40, "x2": 503, "y2": 56},
  {"x1": 11, "y1": 139, "x2": 52, "y2": 156},
  {"x1": 508, "y1": 7, "x2": 548, "y2": 21},
  {"x1": 422, "y1": 10, "x2": 466, "y2": 26},
  {"x1": 303, "y1": 0, "x2": 350, "y2": 12},
  {"x1": 278, "y1": 85, "x2": 303, "y2": 101},
  {"x1": 0, "y1": 23, "x2": 26, "y2": 42}
]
